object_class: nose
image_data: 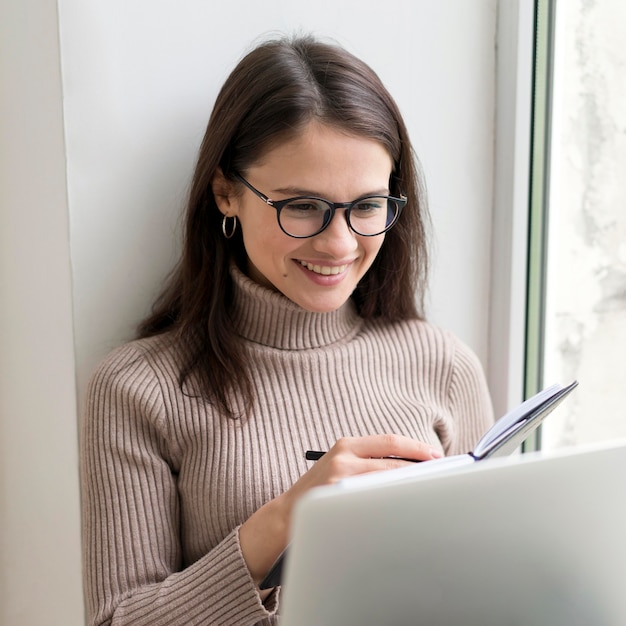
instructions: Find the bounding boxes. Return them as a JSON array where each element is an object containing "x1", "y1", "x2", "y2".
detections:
[{"x1": 310, "y1": 208, "x2": 359, "y2": 257}]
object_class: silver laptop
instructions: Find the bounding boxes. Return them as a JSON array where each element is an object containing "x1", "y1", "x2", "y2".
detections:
[{"x1": 280, "y1": 439, "x2": 626, "y2": 626}]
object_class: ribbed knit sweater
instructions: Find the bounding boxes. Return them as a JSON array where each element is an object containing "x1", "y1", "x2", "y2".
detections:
[{"x1": 81, "y1": 266, "x2": 494, "y2": 626}]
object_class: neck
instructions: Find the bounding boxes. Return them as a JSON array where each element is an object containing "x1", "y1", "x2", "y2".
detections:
[{"x1": 229, "y1": 265, "x2": 362, "y2": 350}]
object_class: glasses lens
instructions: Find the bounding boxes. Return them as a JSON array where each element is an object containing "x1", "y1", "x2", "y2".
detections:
[
  {"x1": 278, "y1": 199, "x2": 332, "y2": 237},
  {"x1": 349, "y1": 197, "x2": 399, "y2": 236},
  {"x1": 277, "y1": 196, "x2": 401, "y2": 238}
]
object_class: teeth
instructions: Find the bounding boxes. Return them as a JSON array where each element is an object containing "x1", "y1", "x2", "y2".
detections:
[{"x1": 299, "y1": 261, "x2": 348, "y2": 275}]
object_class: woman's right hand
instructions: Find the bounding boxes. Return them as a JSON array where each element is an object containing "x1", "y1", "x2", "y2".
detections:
[
  {"x1": 238, "y1": 433, "x2": 442, "y2": 591},
  {"x1": 281, "y1": 434, "x2": 441, "y2": 517}
]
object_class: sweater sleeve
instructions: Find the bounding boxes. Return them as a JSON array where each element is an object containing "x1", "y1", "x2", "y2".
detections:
[
  {"x1": 80, "y1": 344, "x2": 277, "y2": 626},
  {"x1": 443, "y1": 334, "x2": 495, "y2": 456}
]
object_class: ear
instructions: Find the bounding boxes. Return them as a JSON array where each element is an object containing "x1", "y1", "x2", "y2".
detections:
[{"x1": 211, "y1": 167, "x2": 238, "y2": 217}]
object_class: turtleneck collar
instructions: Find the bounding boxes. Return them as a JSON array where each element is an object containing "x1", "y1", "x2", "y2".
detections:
[{"x1": 229, "y1": 264, "x2": 362, "y2": 350}]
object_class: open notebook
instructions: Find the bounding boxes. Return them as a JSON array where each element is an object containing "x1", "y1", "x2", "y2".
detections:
[{"x1": 259, "y1": 380, "x2": 578, "y2": 589}]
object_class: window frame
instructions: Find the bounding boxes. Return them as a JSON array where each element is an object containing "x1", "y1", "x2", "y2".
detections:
[{"x1": 488, "y1": 0, "x2": 537, "y2": 419}]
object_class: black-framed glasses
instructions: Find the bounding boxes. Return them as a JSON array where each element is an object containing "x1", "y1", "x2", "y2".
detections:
[{"x1": 234, "y1": 174, "x2": 406, "y2": 239}]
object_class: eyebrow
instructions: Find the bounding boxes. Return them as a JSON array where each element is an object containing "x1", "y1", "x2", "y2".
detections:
[{"x1": 272, "y1": 186, "x2": 391, "y2": 198}]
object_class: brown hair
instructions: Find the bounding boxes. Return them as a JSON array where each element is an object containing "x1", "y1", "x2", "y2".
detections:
[{"x1": 138, "y1": 35, "x2": 430, "y2": 418}]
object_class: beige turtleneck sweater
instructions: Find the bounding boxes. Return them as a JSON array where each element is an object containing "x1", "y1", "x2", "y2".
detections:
[{"x1": 81, "y1": 267, "x2": 494, "y2": 626}]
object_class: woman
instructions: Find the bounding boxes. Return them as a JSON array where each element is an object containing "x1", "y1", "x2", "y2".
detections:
[{"x1": 81, "y1": 35, "x2": 493, "y2": 625}]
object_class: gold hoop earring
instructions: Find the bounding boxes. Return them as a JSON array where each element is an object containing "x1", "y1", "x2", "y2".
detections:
[{"x1": 222, "y1": 215, "x2": 238, "y2": 239}]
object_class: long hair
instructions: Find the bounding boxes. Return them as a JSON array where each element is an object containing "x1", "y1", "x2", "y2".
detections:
[{"x1": 138, "y1": 35, "x2": 430, "y2": 418}]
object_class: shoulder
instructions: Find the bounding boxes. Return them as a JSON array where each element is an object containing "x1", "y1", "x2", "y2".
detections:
[
  {"x1": 411, "y1": 320, "x2": 486, "y2": 383},
  {"x1": 87, "y1": 333, "x2": 183, "y2": 401},
  {"x1": 360, "y1": 317, "x2": 487, "y2": 389},
  {"x1": 364, "y1": 317, "x2": 477, "y2": 362},
  {"x1": 83, "y1": 334, "x2": 188, "y2": 446}
]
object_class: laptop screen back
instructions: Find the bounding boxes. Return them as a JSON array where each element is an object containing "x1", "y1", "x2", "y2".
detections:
[{"x1": 280, "y1": 441, "x2": 626, "y2": 626}]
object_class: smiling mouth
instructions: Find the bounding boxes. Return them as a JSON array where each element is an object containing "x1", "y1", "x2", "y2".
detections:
[{"x1": 298, "y1": 260, "x2": 349, "y2": 275}]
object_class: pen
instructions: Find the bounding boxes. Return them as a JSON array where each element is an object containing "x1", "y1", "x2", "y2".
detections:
[{"x1": 305, "y1": 450, "x2": 423, "y2": 463}]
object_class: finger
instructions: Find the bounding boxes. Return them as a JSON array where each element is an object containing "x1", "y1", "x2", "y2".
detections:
[
  {"x1": 336, "y1": 434, "x2": 442, "y2": 462},
  {"x1": 324, "y1": 454, "x2": 425, "y2": 480}
]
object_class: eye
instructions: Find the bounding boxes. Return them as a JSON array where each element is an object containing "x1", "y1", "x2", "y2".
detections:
[
  {"x1": 351, "y1": 197, "x2": 387, "y2": 216},
  {"x1": 282, "y1": 199, "x2": 328, "y2": 217}
]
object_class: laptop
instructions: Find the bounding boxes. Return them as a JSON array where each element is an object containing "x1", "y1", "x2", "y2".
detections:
[
  {"x1": 261, "y1": 381, "x2": 579, "y2": 589},
  {"x1": 280, "y1": 439, "x2": 626, "y2": 626}
]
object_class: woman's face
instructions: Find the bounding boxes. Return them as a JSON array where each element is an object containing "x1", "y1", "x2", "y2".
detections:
[{"x1": 216, "y1": 121, "x2": 393, "y2": 313}]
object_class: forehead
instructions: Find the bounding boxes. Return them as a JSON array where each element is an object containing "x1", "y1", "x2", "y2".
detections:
[{"x1": 248, "y1": 121, "x2": 393, "y2": 195}]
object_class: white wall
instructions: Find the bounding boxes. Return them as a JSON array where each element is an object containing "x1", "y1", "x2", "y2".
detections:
[
  {"x1": 59, "y1": 0, "x2": 498, "y2": 400},
  {"x1": 1, "y1": 1, "x2": 508, "y2": 624},
  {"x1": 0, "y1": 2, "x2": 83, "y2": 625}
]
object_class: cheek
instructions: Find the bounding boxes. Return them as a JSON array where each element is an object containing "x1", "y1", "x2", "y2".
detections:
[
  {"x1": 363, "y1": 235, "x2": 386, "y2": 264},
  {"x1": 238, "y1": 207, "x2": 277, "y2": 249},
  {"x1": 239, "y1": 215, "x2": 299, "y2": 267}
]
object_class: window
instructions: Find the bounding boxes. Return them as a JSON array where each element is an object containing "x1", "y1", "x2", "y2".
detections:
[{"x1": 527, "y1": 0, "x2": 626, "y2": 450}]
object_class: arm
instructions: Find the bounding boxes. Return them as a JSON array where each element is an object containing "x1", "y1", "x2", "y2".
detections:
[
  {"x1": 443, "y1": 335, "x2": 495, "y2": 456},
  {"x1": 238, "y1": 435, "x2": 443, "y2": 584},
  {"x1": 81, "y1": 345, "x2": 277, "y2": 626},
  {"x1": 82, "y1": 345, "x2": 443, "y2": 625}
]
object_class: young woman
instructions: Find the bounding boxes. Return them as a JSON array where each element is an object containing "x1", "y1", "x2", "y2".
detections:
[{"x1": 81, "y1": 35, "x2": 493, "y2": 625}]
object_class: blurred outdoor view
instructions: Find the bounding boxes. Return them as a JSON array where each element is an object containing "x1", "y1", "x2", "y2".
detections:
[{"x1": 542, "y1": 0, "x2": 626, "y2": 448}]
